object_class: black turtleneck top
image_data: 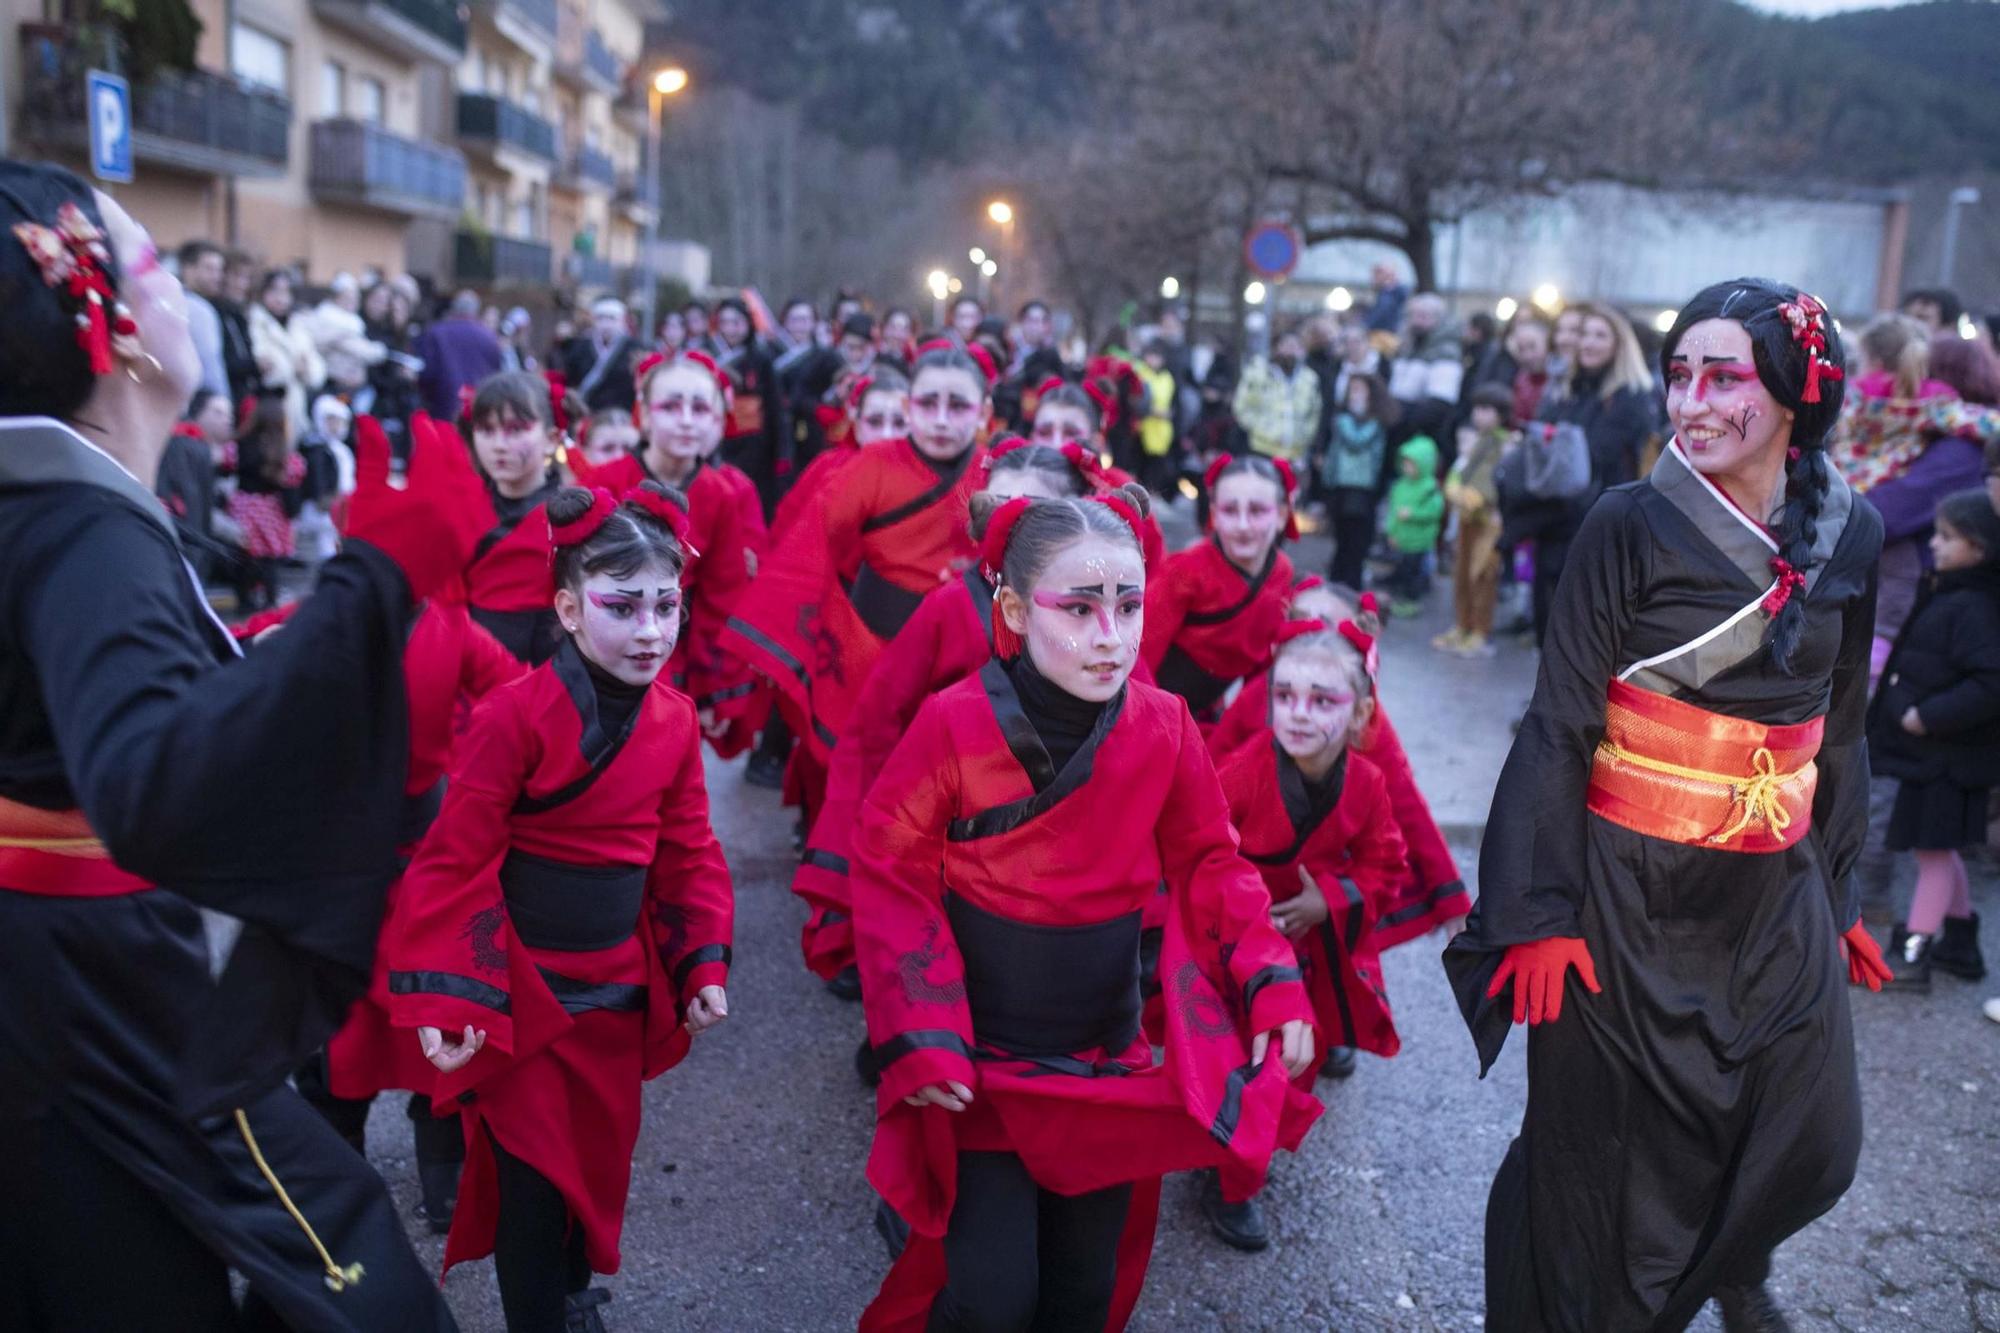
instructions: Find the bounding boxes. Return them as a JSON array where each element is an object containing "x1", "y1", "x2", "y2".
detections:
[
  {"x1": 581, "y1": 651, "x2": 650, "y2": 738},
  {"x1": 1008, "y1": 652, "x2": 1109, "y2": 782}
]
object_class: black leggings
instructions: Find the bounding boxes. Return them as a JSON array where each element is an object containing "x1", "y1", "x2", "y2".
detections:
[
  {"x1": 1327, "y1": 489, "x2": 1377, "y2": 589},
  {"x1": 490, "y1": 1129, "x2": 591, "y2": 1333},
  {"x1": 927, "y1": 1151, "x2": 1131, "y2": 1333}
]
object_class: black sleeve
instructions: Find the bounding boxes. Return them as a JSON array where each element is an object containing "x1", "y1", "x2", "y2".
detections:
[{"x1": 1810, "y1": 523, "x2": 1879, "y2": 932}]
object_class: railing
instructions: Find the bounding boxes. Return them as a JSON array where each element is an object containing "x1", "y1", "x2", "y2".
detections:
[
  {"x1": 311, "y1": 0, "x2": 466, "y2": 58},
  {"x1": 566, "y1": 144, "x2": 617, "y2": 190},
  {"x1": 310, "y1": 119, "x2": 466, "y2": 216},
  {"x1": 15, "y1": 25, "x2": 291, "y2": 174},
  {"x1": 455, "y1": 92, "x2": 557, "y2": 161},
  {"x1": 566, "y1": 252, "x2": 616, "y2": 288},
  {"x1": 476, "y1": 0, "x2": 557, "y2": 40},
  {"x1": 584, "y1": 30, "x2": 622, "y2": 87},
  {"x1": 454, "y1": 230, "x2": 554, "y2": 285}
]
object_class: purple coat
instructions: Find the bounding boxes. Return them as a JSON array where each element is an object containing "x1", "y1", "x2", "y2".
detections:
[
  {"x1": 415, "y1": 317, "x2": 506, "y2": 421},
  {"x1": 1860, "y1": 435, "x2": 1984, "y2": 641}
]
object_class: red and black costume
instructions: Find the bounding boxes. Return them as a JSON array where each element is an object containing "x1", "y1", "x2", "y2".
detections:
[
  {"x1": 1140, "y1": 539, "x2": 1295, "y2": 728},
  {"x1": 1210, "y1": 675, "x2": 1469, "y2": 945},
  {"x1": 382, "y1": 636, "x2": 733, "y2": 1302},
  {"x1": 723, "y1": 436, "x2": 984, "y2": 806},
  {"x1": 457, "y1": 412, "x2": 565, "y2": 664},
  {"x1": 853, "y1": 661, "x2": 1320, "y2": 1329}
]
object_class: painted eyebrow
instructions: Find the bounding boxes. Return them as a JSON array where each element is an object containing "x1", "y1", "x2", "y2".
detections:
[{"x1": 1116, "y1": 584, "x2": 1141, "y2": 595}]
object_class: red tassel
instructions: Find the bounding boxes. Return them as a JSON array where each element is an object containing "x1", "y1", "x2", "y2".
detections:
[
  {"x1": 990, "y1": 597, "x2": 1022, "y2": 659},
  {"x1": 1762, "y1": 557, "x2": 1807, "y2": 616}
]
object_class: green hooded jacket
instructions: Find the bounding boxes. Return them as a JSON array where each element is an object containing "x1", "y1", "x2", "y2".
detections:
[{"x1": 1384, "y1": 434, "x2": 1445, "y2": 553}]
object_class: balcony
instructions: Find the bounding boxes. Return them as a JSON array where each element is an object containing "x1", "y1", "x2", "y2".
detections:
[
  {"x1": 564, "y1": 251, "x2": 616, "y2": 291},
  {"x1": 454, "y1": 231, "x2": 554, "y2": 286},
  {"x1": 311, "y1": 0, "x2": 465, "y2": 66},
  {"x1": 311, "y1": 119, "x2": 466, "y2": 219},
  {"x1": 557, "y1": 143, "x2": 616, "y2": 194},
  {"x1": 15, "y1": 25, "x2": 290, "y2": 178},
  {"x1": 456, "y1": 92, "x2": 557, "y2": 166},
  {"x1": 471, "y1": 0, "x2": 556, "y2": 56},
  {"x1": 614, "y1": 169, "x2": 657, "y2": 225},
  {"x1": 584, "y1": 31, "x2": 622, "y2": 93}
]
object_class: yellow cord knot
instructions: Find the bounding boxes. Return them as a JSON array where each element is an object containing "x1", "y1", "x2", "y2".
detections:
[
  {"x1": 232, "y1": 1108, "x2": 365, "y2": 1295},
  {"x1": 1711, "y1": 746, "x2": 1792, "y2": 845}
]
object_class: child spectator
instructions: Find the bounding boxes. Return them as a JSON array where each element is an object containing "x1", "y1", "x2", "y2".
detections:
[
  {"x1": 575, "y1": 407, "x2": 641, "y2": 472},
  {"x1": 294, "y1": 394, "x2": 353, "y2": 565},
  {"x1": 1382, "y1": 435, "x2": 1443, "y2": 616},
  {"x1": 220, "y1": 396, "x2": 306, "y2": 611},
  {"x1": 1320, "y1": 373, "x2": 1396, "y2": 589},
  {"x1": 1435, "y1": 384, "x2": 1516, "y2": 656},
  {"x1": 1867, "y1": 489, "x2": 2000, "y2": 991}
]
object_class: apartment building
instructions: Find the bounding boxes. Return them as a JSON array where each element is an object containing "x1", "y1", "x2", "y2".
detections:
[{"x1": 4, "y1": 0, "x2": 658, "y2": 299}]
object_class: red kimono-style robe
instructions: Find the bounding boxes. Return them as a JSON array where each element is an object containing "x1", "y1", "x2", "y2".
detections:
[
  {"x1": 575, "y1": 450, "x2": 763, "y2": 754},
  {"x1": 770, "y1": 431, "x2": 859, "y2": 545},
  {"x1": 852, "y1": 668, "x2": 1321, "y2": 1330},
  {"x1": 326, "y1": 596, "x2": 525, "y2": 1099},
  {"x1": 464, "y1": 476, "x2": 562, "y2": 665},
  {"x1": 1140, "y1": 540, "x2": 1295, "y2": 726},
  {"x1": 723, "y1": 437, "x2": 984, "y2": 766},
  {"x1": 1216, "y1": 742, "x2": 1405, "y2": 1064},
  {"x1": 381, "y1": 640, "x2": 734, "y2": 1278},
  {"x1": 1210, "y1": 675, "x2": 1469, "y2": 946}
]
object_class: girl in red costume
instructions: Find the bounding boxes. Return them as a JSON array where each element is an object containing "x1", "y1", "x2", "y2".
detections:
[
  {"x1": 463, "y1": 371, "x2": 568, "y2": 663},
  {"x1": 724, "y1": 344, "x2": 992, "y2": 810},
  {"x1": 853, "y1": 487, "x2": 1320, "y2": 1332},
  {"x1": 1211, "y1": 580, "x2": 1470, "y2": 949},
  {"x1": 771, "y1": 367, "x2": 911, "y2": 543},
  {"x1": 795, "y1": 440, "x2": 1099, "y2": 1004},
  {"x1": 1142, "y1": 454, "x2": 1298, "y2": 727},
  {"x1": 576, "y1": 353, "x2": 761, "y2": 752},
  {"x1": 1202, "y1": 624, "x2": 1406, "y2": 1251},
  {"x1": 385, "y1": 482, "x2": 734, "y2": 1333}
]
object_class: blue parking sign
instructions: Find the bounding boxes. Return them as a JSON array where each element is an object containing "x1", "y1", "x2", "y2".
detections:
[{"x1": 86, "y1": 70, "x2": 133, "y2": 184}]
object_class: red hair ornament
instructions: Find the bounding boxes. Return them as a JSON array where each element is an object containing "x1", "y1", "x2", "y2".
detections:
[
  {"x1": 620, "y1": 484, "x2": 699, "y2": 561},
  {"x1": 11, "y1": 201, "x2": 138, "y2": 376},
  {"x1": 918, "y1": 337, "x2": 998, "y2": 387},
  {"x1": 1202, "y1": 454, "x2": 1300, "y2": 541},
  {"x1": 1777, "y1": 292, "x2": 1845, "y2": 405},
  {"x1": 1762, "y1": 557, "x2": 1806, "y2": 617},
  {"x1": 549, "y1": 487, "x2": 619, "y2": 548}
]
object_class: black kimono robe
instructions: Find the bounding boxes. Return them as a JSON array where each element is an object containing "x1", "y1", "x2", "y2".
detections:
[{"x1": 1443, "y1": 440, "x2": 1882, "y2": 1331}]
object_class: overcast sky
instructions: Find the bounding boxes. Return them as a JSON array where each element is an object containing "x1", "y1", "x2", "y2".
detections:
[{"x1": 1741, "y1": 0, "x2": 1920, "y2": 13}]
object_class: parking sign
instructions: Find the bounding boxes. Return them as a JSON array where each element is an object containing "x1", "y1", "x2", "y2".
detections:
[{"x1": 86, "y1": 70, "x2": 133, "y2": 184}]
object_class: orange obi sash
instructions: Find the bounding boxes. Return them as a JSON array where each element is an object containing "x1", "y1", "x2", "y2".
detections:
[
  {"x1": 1586, "y1": 679, "x2": 1822, "y2": 854},
  {"x1": 0, "y1": 796, "x2": 153, "y2": 897}
]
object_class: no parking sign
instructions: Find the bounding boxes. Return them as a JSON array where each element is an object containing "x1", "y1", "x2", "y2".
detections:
[{"x1": 1243, "y1": 220, "x2": 1302, "y2": 281}]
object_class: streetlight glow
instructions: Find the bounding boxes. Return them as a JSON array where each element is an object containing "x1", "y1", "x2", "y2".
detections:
[
  {"x1": 1244, "y1": 281, "x2": 1266, "y2": 306},
  {"x1": 979, "y1": 259, "x2": 997, "y2": 278},
  {"x1": 1655, "y1": 309, "x2": 1679, "y2": 334},
  {"x1": 1325, "y1": 286, "x2": 1353, "y2": 312},
  {"x1": 947, "y1": 277, "x2": 963, "y2": 294},
  {"x1": 1958, "y1": 313, "x2": 1980, "y2": 341},
  {"x1": 1160, "y1": 275, "x2": 1180, "y2": 300},
  {"x1": 1531, "y1": 283, "x2": 1561, "y2": 312},
  {"x1": 968, "y1": 247, "x2": 986, "y2": 265},
  {"x1": 926, "y1": 269, "x2": 949, "y2": 300},
  {"x1": 653, "y1": 66, "x2": 689, "y2": 96},
  {"x1": 987, "y1": 200, "x2": 1014, "y2": 226},
  {"x1": 1494, "y1": 296, "x2": 1518, "y2": 321}
]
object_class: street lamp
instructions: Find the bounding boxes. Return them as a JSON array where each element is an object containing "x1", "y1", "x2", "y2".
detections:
[
  {"x1": 1654, "y1": 309, "x2": 1679, "y2": 334},
  {"x1": 1531, "y1": 283, "x2": 1561, "y2": 312},
  {"x1": 1160, "y1": 275, "x2": 1180, "y2": 300},
  {"x1": 1325, "y1": 286, "x2": 1353, "y2": 312},
  {"x1": 969, "y1": 246, "x2": 986, "y2": 265},
  {"x1": 979, "y1": 259, "x2": 997, "y2": 278},
  {"x1": 1244, "y1": 281, "x2": 1267, "y2": 306},
  {"x1": 639, "y1": 65, "x2": 691, "y2": 346},
  {"x1": 987, "y1": 200, "x2": 1013, "y2": 226},
  {"x1": 985, "y1": 201, "x2": 1016, "y2": 309},
  {"x1": 927, "y1": 269, "x2": 950, "y2": 327},
  {"x1": 1494, "y1": 296, "x2": 1519, "y2": 321}
]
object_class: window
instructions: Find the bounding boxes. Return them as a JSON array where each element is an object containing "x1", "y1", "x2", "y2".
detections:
[
  {"x1": 320, "y1": 60, "x2": 345, "y2": 118},
  {"x1": 354, "y1": 76, "x2": 386, "y2": 124},
  {"x1": 230, "y1": 23, "x2": 290, "y2": 96}
]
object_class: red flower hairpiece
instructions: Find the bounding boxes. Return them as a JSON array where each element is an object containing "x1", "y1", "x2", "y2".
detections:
[
  {"x1": 550, "y1": 487, "x2": 618, "y2": 547},
  {"x1": 1762, "y1": 557, "x2": 1807, "y2": 616},
  {"x1": 1777, "y1": 292, "x2": 1845, "y2": 405},
  {"x1": 11, "y1": 201, "x2": 137, "y2": 376},
  {"x1": 542, "y1": 369, "x2": 570, "y2": 437},
  {"x1": 621, "y1": 485, "x2": 699, "y2": 560}
]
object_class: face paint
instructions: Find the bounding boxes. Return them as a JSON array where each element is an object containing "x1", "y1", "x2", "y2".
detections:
[
  {"x1": 1016, "y1": 534, "x2": 1145, "y2": 703},
  {"x1": 472, "y1": 413, "x2": 552, "y2": 498},
  {"x1": 853, "y1": 390, "x2": 910, "y2": 446},
  {"x1": 644, "y1": 365, "x2": 723, "y2": 472},
  {"x1": 1269, "y1": 652, "x2": 1359, "y2": 770},
  {"x1": 1211, "y1": 471, "x2": 1286, "y2": 571},
  {"x1": 1031, "y1": 403, "x2": 1094, "y2": 449},
  {"x1": 566, "y1": 567, "x2": 682, "y2": 685},
  {"x1": 908, "y1": 366, "x2": 985, "y2": 460},
  {"x1": 1666, "y1": 319, "x2": 1791, "y2": 488}
]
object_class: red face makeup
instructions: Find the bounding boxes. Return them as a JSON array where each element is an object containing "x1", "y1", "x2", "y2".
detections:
[
  {"x1": 1016, "y1": 534, "x2": 1146, "y2": 704},
  {"x1": 908, "y1": 366, "x2": 985, "y2": 461},
  {"x1": 1269, "y1": 652, "x2": 1359, "y2": 768},
  {"x1": 1667, "y1": 319, "x2": 1791, "y2": 485},
  {"x1": 1031, "y1": 403, "x2": 1093, "y2": 449}
]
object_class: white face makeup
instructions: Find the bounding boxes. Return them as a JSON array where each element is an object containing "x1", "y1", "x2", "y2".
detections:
[
  {"x1": 643, "y1": 364, "x2": 723, "y2": 471},
  {"x1": 983, "y1": 469, "x2": 1068, "y2": 504},
  {"x1": 1211, "y1": 470, "x2": 1286, "y2": 571},
  {"x1": 852, "y1": 389, "x2": 909, "y2": 447},
  {"x1": 472, "y1": 412, "x2": 554, "y2": 498},
  {"x1": 1666, "y1": 319, "x2": 1793, "y2": 486},
  {"x1": 581, "y1": 420, "x2": 639, "y2": 467},
  {"x1": 1269, "y1": 651, "x2": 1360, "y2": 769},
  {"x1": 908, "y1": 366, "x2": 986, "y2": 461},
  {"x1": 556, "y1": 566, "x2": 682, "y2": 686},
  {"x1": 1031, "y1": 401, "x2": 1094, "y2": 450},
  {"x1": 1010, "y1": 533, "x2": 1145, "y2": 703},
  {"x1": 95, "y1": 190, "x2": 201, "y2": 404}
]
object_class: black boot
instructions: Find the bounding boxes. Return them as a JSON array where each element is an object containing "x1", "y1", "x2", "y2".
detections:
[
  {"x1": 1930, "y1": 913, "x2": 1987, "y2": 982},
  {"x1": 744, "y1": 748, "x2": 786, "y2": 789},
  {"x1": 1198, "y1": 1169, "x2": 1270, "y2": 1252},
  {"x1": 824, "y1": 964, "x2": 863, "y2": 1002},
  {"x1": 873, "y1": 1197, "x2": 910, "y2": 1259},
  {"x1": 1882, "y1": 925, "x2": 1933, "y2": 993},
  {"x1": 564, "y1": 1287, "x2": 612, "y2": 1333},
  {"x1": 409, "y1": 1097, "x2": 464, "y2": 1235},
  {"x1": 1715, "y1": 1282, "x2": 1792, "y2": 1332},
  {"x1": 1319, "y1": 1045, "x2": 1357, "y2": 1080}
]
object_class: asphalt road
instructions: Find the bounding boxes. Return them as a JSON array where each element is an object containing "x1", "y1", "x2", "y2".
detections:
[{"x1": 358, "y1": 528, "x2": 2000, "y2": 1332}]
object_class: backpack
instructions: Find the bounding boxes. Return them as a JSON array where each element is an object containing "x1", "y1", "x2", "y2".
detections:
[{"x1": 1523, "y1": 420, "x2": 1593, "y2": 500}]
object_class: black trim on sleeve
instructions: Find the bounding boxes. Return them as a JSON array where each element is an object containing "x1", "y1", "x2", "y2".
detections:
[
  {"x1": 1242, "y1": 964, "x2": 1304, "y2": 1014},
  {"x1": 860, "y1": 443, "x2": 973, "y2": 534},
  {"x1": 671, "y1": 943, "x2": 732, "y2": 991},
  {"x1": 1375, "y1": 878, "x2": 1468, "y2": 930},
  {"x1": 388, "y1": 969, "x2": 511, "y2": 1015},
  {"x1": 1209, "y1": 1061, "x2": 1258, "y2": 1149},
  {"x1": 801, "y1": 848, "x2": 850, "y2": 876},
  {"x1": 872, "y1": 1029, "x2": 974, "y2": 1073},
  {"x1": 537, "y1": 968, "x2": 646, "y2": 1014}
]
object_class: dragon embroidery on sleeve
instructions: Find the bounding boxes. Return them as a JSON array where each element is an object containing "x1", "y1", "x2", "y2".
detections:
[
  {"x1": 460, "y1": 906, "x2": 508, "y2": 977},
  {"x1": 795, "y1": 603, "x2": 842, "y2": 687},
  {"x1": 898, "y1": 918, "x2": 966, "y2": 1005},
  {"x1": 1172, "y1": 960, "x2": 1234, "y2": 1038}
]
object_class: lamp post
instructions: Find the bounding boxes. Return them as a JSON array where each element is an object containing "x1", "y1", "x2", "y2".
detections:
[
  {"x1": 986, "y1": 199, "x2": 1014, "y2": 311},
  {"x1": 927, "y1": 269, "x2": 951, "y2": 330},
  {"x1": 1940, "y1": 185, "x2": 1981, "y2": 290},
  {"x1": 639, "y1": 66, "x2": 690, "y2": 347}
]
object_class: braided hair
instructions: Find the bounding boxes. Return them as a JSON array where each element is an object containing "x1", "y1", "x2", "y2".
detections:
[{"x1": 1661, "y1": 278, "x2": 1848, "y2": 675}]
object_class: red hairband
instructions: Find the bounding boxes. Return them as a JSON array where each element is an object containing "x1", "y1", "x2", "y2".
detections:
[
  {"x1": 633, "y1": 351, "x2": 734, "y2": 424},
  {"x1": 550, "y1": 487, "x2": 618, "y2": 547},
  {"x1": 918, "y1": 337, "x2": 999, "y2": 387},
  {"x1": 1777, "y1": 292, "x2": 1844, "y2": 405},
  {"x1": 1763, "y1": 557, "x2": 1806, "y2": 616},
  {"x1": 846, "y1": 374, "x2": 876, "y2": 411},
  {"x1": 549, "y1": 486, "x2": 698, "y2": 560},
  {"x1": 12, "y1": 201, "x2": 137, "y2": 376}
]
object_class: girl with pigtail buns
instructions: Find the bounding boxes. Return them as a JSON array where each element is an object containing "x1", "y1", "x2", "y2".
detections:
[
  {"x1": 851, "y1": 484, "x2": 1320, "y2": 1331},
  {"x1": 382, "y1": 482, "x2": 733, "y2": 1332},
  {"x1": 1444, "y1": 278, "x2": 1891, "y2": 1332}
]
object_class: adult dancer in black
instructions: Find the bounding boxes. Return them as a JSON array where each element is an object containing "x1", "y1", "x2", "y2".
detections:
[
  {"x1": 1445, "y1": 278, "x2": 1893, "y2": 1332},
  {"x1": 0, "y1": 162, "x2": 485, "y2": 1330}
]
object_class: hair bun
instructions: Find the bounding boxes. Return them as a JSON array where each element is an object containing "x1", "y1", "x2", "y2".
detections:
[
  {"x1": 545, "y1": 485, "x2": 602, "y2": 527},
  {"x1": 632, "y1": 479, "x2": 689, "y2": 514},
  {"x1": 1115, "y1": 481, "x2": 1152, "y2": 522}
]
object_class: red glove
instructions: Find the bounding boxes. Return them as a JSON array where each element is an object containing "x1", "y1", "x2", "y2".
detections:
[
  {"x1": 1487, "y1": 935, "x2": 1601, "y2": 1025},
  {"x1": 1842, "y1": 920, "x2": 1892, "y2": 991},
  {"x1": 344, "y1": 413, "x2": 492, "y2": 601}
]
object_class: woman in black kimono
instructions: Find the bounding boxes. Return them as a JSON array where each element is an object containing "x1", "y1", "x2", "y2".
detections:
[
  {"x1": 0, "y1": 162, "x2": 486, "y2": 1330},
  {"x1": 1444, "y1": 278, "x2": 1893, "y2": 1333}
]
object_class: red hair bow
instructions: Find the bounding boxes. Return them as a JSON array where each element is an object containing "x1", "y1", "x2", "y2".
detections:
[
  {"x1": 846, "y1": 374, "x2": 876, "y2": 411},
  {"x1": 1777, "y1": 292, "x2": 1845, "y2": 405},
  {"x1": 1060, "y1": 441, "x2": 1111, "y2": 489},
  {"x1": 1275, "y1": 616, "x2": 1328, "y2": 650},
  {"x1": 679, "y1": 348, "x2": 737, "y2": 403},
  {"x1": 550, "y1": 487, "x2": 618, "y2": 548},
  {"x1": 1337, "y1": 618, "x2": 1381, "y2": 678},
  {"x1": 1358, "y1": 591, "x2": 1379, "y2": 617},
  {"x1": 621, "y1": 484, "x2": 699, "y2": 560},
  {"x1": 457, "y1": 382, "x2": 478, "y2": 423},
  {"x1": 11, "y1": 201, "x2": 136, "y2": 376},
  {"x1": 1034, "y1": 374, "x2": 1068, "y2": 400},
  {"x1": 542, "y1": 369, "x2": 570, "y2": 437},
  {"x1": 1763, "y1": 557, "x2": 1807, "y2": 616},
  {"x1": 919, "y1": 337, "x2": 998, "y2": 387}
]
